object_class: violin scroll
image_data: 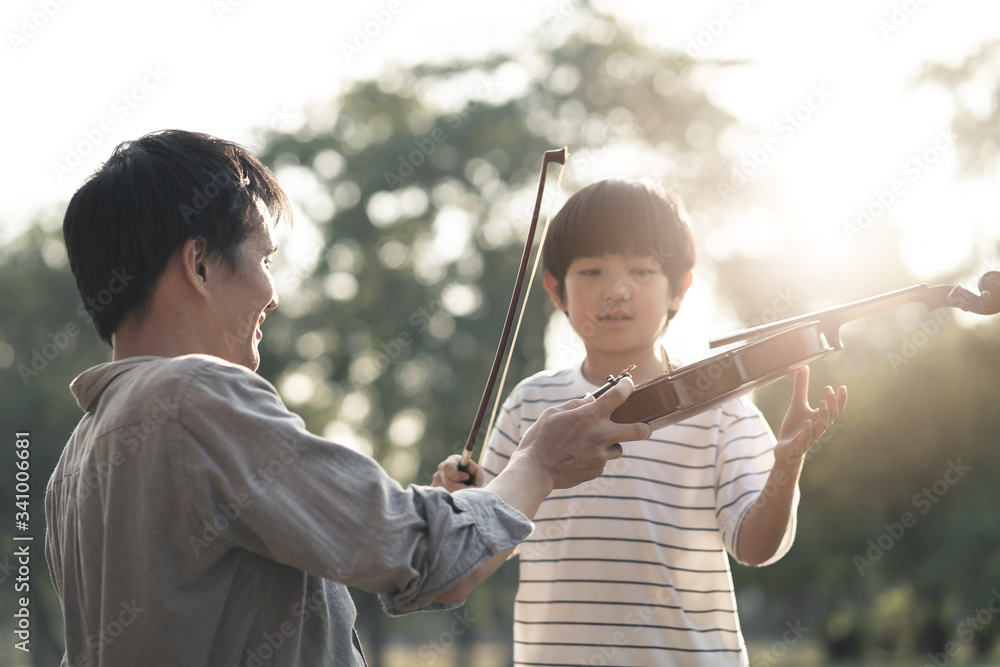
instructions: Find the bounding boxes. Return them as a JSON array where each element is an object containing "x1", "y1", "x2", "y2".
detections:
[{"x1": 941, "y1": 271, "x2": 1000, "y2": 315}]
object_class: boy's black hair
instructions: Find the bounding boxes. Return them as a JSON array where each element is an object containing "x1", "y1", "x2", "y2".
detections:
[
  {"x1": 542, "y1": 178, "x2": 696, "y2": 321},
  {"x1": 63, "y1": 129, "x2": 291, "y2": 345}
]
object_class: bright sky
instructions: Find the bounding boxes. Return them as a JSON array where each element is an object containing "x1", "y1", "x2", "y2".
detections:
[{"x1": 4, "y1": 0, "x2": 999, "y2": 353}]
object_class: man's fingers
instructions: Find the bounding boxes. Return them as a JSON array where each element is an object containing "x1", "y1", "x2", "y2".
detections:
[{"x1": 589, "y1": 375, "x2": 636, "y2": 414}]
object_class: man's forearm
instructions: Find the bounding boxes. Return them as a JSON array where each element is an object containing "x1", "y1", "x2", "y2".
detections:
[{"x1": 434, "y1": 450, "x2": 554, "y2": 603}]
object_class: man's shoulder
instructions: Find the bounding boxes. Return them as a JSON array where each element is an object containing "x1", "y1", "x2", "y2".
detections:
[
  {"x1": 154, "y1": 354, "x2": 278, "y2": 403},
  {"x1": 81, "y1": 354, "x2": 275, "y2": 418}
]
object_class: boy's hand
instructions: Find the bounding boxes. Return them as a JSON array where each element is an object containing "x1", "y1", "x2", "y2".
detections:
[
  {"x1": 776, "y1": 365, "x2": 848, "y2": 462},
  {"x1": 433, "y1": 455, "x2": 481, "y2": 491}
]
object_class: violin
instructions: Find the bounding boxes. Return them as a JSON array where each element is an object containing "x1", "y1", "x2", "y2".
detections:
[{"x1": 607, "y1": 272, "x2": 1000, "y2": 429}]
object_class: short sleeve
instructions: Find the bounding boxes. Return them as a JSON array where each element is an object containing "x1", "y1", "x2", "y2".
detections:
[{"x1": 479, "y1": 388, "x2": 527, "y2": 484}]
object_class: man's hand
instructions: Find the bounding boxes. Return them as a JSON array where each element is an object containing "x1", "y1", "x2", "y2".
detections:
[
  {"x1": 776, "y1": 365, "x2": 848, "y2": 462},
  {"x1": 434, "y1": 377, "x2": 651, "y2": 603},
  {"x1": 509, "y1": 375, "x2": 651, "y2": 491}
]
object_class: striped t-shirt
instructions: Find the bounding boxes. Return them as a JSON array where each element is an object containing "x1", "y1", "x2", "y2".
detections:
[{"x1": 480, "y1": 364, "x2": 797, "y2": 666}]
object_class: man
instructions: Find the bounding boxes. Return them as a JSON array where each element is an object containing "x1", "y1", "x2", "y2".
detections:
[{"x1": 46, "y1": 129, "x2": 650, "y2": 666}]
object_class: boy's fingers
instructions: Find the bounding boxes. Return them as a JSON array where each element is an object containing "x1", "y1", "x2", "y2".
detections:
[{"x1": 792, "y1": 365, "x2": 811, "y2": 406}]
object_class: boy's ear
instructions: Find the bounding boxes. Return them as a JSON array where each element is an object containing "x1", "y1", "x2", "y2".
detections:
[
  {"x1": 543, "y1": 271, "x2": 568, "y2": 312},
  {"x1": 670, "y1": 271, "x2": 694, "y2": 310}
]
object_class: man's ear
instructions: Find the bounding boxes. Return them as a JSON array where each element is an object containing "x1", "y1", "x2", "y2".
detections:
[
  {"x1": 543, "y1": 271, "x2": 568, "y2": 312},
  {"x1": 180, "y1": 237, "x2": 211, "y2": 297},
  {"x1": 669, "y1": 271, "x2": 694, "y2": 310}
]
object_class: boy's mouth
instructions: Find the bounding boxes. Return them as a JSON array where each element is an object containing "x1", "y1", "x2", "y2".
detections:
[{"x1": 597, "y1": 310, "x2": 632, "y2": 323}]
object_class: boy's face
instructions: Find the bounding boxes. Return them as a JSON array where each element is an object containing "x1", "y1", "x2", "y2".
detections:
[{"x1": 544, "y1": 254, "x2": 688, "y2": 366}]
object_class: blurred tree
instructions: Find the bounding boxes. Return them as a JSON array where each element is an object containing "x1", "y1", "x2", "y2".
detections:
[
  {"x1": 922, "y1": 38, "x2": 1000, "y2": 177},
  {"x1": 252, "y1": 4, "x2": 739, "y2": 662},
  {"x1": 9, "y1": 3, "x2": 1000, "y2": 665},
  {"x1": 0, "y1": 219, "x2": 111, "y2": 666}
]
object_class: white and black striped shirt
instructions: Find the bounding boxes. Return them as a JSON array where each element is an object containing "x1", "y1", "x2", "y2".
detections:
[{"x1": 481, "y1": 364, "x2": 797, "y2": 666}]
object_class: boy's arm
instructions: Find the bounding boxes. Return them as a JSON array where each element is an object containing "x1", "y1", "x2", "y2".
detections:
[
  {"x1": 432, "y1": 377, "x2": 652, "y2": 602},
  {"x1": 735, "y1": 366, "x2": 847, "y2": 566}
]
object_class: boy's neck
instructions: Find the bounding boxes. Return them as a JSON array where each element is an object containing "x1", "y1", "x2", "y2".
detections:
[{"x1": 581, "y1": 348, "x2": 668, "y2": 388}]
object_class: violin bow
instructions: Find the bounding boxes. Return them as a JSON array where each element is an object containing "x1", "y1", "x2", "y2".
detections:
[{"x1": 457, "y1": 147, "x2": 568, "y2": 478}]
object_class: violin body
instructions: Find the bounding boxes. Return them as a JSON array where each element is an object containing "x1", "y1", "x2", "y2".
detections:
[
  {"x1": 611, "y1": 322, "x2": 836, "y2": 428},
  {"x1": 612, "y1": 271, "x2": 1000, "y2": 429}
]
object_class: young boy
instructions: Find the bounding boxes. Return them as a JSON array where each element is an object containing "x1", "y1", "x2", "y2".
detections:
[{"x1": 442, "y1": 178, "x2": 846, "y2": 666}]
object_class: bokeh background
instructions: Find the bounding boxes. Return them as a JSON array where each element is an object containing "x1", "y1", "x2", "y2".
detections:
[{"x1": 3, "y1": 1, "x2": 1000, "y2": 664}]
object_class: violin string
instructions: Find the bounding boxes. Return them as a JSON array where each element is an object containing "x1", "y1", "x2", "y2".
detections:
[{"x1": 477, "y1": 153, "x2": 568, "y2": 466}]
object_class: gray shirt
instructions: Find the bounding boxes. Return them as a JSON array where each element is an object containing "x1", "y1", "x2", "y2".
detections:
[{"x1": 44, "y1": 354, "x2": 531, "y2": 666}]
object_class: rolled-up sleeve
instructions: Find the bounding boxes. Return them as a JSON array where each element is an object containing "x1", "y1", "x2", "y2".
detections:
[{"x1": 174, "y1": 359, "x2": 533, "y2": 616}]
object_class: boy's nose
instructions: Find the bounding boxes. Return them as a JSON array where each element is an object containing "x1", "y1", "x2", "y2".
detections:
[{"x1": 602, "y1": 275, "x2": 632, "y2": 301}]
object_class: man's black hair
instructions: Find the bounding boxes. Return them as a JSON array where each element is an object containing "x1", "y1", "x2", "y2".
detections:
[{"x1": 63, "y1": 129, "x2": 291, "y2": 345}]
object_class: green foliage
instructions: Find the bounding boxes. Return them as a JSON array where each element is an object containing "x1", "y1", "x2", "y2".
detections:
[
  {"x1": 6, "y1": 4, "x2": 1000, "y2": 664},
  {"x1": 251, "y1": 6, "x2": 737, "y2": 488},
  {"x1": 921, "y1": 38, "x2": 1000, "y2": 177},
  {"x1": 0, "y1": 222, "x2": 111, "y2": 666}
]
